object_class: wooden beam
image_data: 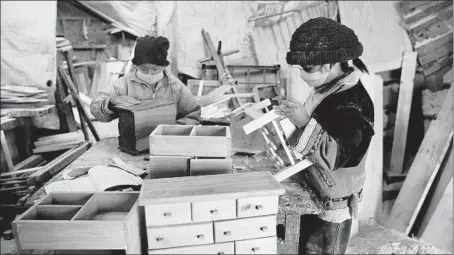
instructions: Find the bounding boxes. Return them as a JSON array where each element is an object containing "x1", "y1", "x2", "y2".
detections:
[
  {"x1": 0, "y1": 167, "x2": 42, "y2": 178},
  {"x1": 13, "y1": 155, "x2": 44, "y2": 171},
  {"x1": 274, "y1": 159, "x2": 313, "y2": 182},
  {"x1": 389, "y1": 52, "x2": 418, "y2": 174},
  {"x1": 28, "y1": 141, "x2": 91, "y2": 184},
  {"x1": 386, "y1": 85, "x2": 453, "y2": 234},
  {"x1": 199, "y1": 49, "x2": 239, "y2": 63}
]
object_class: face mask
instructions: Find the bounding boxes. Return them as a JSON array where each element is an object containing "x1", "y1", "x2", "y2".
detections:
[
  {"x1": 136, "y1": 69, "x2": 164, "y2": 85},
  {"x1": 299, "y1": 65, "x2": 330, "y2": 87}
]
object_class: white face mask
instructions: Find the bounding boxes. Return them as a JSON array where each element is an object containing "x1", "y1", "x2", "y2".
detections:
[
  {"x1": 136, "y1": 69, "x2": 164, "y2": 85},
  {"x1": 299, "y1": 65, "x2": 330, "y2": 87}
]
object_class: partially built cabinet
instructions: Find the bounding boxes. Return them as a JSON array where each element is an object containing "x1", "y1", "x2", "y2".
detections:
[
  {"x1": 12, "y1": 192, "x2": 142, "y2": 254},
  {"x1": 117, "y1": 100, "x2": 177, "y2": 155},
  {"x1": 139, "y1": 171, "x2": 285, "y2": 254},
  {"x1": 148, "y1": 125, "x2": 233, "y2": 178}
]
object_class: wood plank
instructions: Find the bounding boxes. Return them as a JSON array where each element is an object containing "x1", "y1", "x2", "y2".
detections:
[
  {"x1": 418, "y1": 38, "x2": 453, "y2": 66},
  {"x1": 389, "y1": 52, "x2": 418, "y2": 174},
  {"x1": 28, "y1": 141, "x2": 91, "y2": 184},
  {"x1": 124, "y1": 200, "x2": 142, "y2": 254},
  {"x1": 0, "y1": 117, "x2": 18, "y2": 131},
  {"x1": 37, "y1": 131, "x2": 82, "y2": 142},
  {"x1": 0, "y1": 105, "x2": 55, "y2": 118},
  {"x1": 417, "y1": 143, "x2": 453, "y2": 239},
  {"x1": 0, "y1": 167, "x2": 42, "y2": 178},
  {"x1": 398, "y1": 1, "x2": 432, "y2": 16},
  {"x1": 189, "y1": 158, "x2": 233, "y2": 176},
  {"x1": 139, "y1": 171, "x2": 285, "y2": 205},
  {"x1": 409, "y1": 6, "x2": 453, "y2": 42},
  {"x1": 1, "y1": 130, "x2": 15, "y2": 171},
  {"x1": 33, "y1": 141, "x2": 83, "y2": 154},
  {"x1": 386, "y1": 85, "x2": 453, "y2": 234},
  {"x1": 403, "y1": 1, "x2": 453, "y2": 25},
  {"x1": 13, "y1": 155, "x2": 44, "y2": 171},
  {"x1": 274, "y1": 159, "x2": 313, "y2": 182}
]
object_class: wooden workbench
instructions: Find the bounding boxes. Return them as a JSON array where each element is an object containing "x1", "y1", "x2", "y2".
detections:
[{"x1": 25, "y1": 137, "x2": 319, "y2": 254}]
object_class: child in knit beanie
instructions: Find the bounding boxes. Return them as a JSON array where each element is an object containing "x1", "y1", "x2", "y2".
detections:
[{"x1": 275, "y1": 17, "x2": 375, "y2": 254}]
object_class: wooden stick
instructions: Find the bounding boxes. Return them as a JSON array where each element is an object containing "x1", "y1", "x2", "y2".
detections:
[
  {"x1": 13, "y1": 155, "x2": 44, "y2": 171},
  {"x1": 274, "y1": 159, "x2": 313, "y2": 182},
  {"x1": 199, "y1": 49, "x2": 239, "y2": 63},
  {"x1": 197, "y1": 80, "x2": 204, "y2": 97},
  {"x1": 58, "y1": 67, "x2": 100, "y2": 141},
  {"x1": 389, "y1": 52, "x2": 418, "y2": 174},
  {"x1": 0, "y1": 130, "x2": 14, "y2": 171},
  {"x1": 0, "y1": 167, "x2": 42, "y2": 178},
  {"x1": 243, "y1": 109, "x2": 281, "y2": 135}
]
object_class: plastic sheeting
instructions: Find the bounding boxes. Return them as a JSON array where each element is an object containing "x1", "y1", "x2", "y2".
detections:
[
  {"x1": 1, "y1": 1, "x2": 57, "y2": 88},
  {"x1": 79, "y1": 1, "x2": 156, "y2": 37}
]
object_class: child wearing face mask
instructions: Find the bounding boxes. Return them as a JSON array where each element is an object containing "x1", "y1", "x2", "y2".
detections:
[
  {"x1": 90, "y1": 36, "x2": 201, "y2": 125},
  {"x1": 273, "y1": 17, "x2": 375, "y2": 254}
]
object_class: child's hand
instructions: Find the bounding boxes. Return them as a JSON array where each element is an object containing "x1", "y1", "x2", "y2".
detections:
[{"x1": 273, "y1": 97, "x2": 310, "y2": 128}]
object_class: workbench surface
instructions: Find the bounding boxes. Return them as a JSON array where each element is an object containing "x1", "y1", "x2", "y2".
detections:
[{"x1": 27, "y1": 137, "x2": 319, "y2": 215}]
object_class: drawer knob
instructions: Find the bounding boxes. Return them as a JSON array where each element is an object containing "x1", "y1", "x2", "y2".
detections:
[
  {"x1": 252, "y1": 247, "x2": 260, "y2": 252},
  {"x1": 197, "y1": 234, "x2": 204, "y2": 239},
  {"x1": 223, "y1": 231, "x2": 231, "y2": 236},
  {"x1": 163, "y1": 212, "x2": 172, "y2": 217},
  {"x1": 255, "y1": 205, "x2": 263, "y2": 210},
  {"x1": 260, "y1": 226, "x2": 268, "y2": 232},
  {"x1": 210, "y1": 209, "x2": 218, "y2": 214},
  {"x1": 156, "y1": 237, "x2": 164, "y2": 242}
]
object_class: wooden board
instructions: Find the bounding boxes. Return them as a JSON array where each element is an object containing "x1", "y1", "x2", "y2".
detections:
[
  {"x1": 389, "y1": 52, "x2": 418, "y2": 174},
  {"x1": 386, "y1": 85, "x2": 453, "y2": 234},
  {"x1": 139, "y1": 171, "x2": 285, "y2": 205},
  {"x1": 359, "y1": 73, "x2": 384, "y2": 222},
  {"x1": 0, "y1": 105, "x2": 55, "y2": 118},
  {"x1": 13, "y1": 155, "x2": 44, "y2": 171},
  {"x1": 338, "y1": 1, "x2": 412, "y2": 73}
]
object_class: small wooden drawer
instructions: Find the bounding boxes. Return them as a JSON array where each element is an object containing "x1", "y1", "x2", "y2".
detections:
[
  {"x1": 190, "y1": 158, "x2": 233, "y2": 176},
  {"x1": 13, "y1": 192, "x2": 141, "y2": 253},
  {"x1": 213, "y1": 215, "x2": 276, "y2": 243},
  {"x1": 192, "y1": 199, "x2": 236, "y2": 222},
  {"x1": 235, "y1": 236, "x2": 277, "y2": 254},
  {"x1": 237, "y1": 196, "x2": 278, "y2": 218},
  {"x1": 145, "y1": 203, "x2": 191, "y2": 226},
  {"x1": 147, "y1": 222, "x2": 214, "y2": 249},
  {"x1": 149, "y1": 242, "x2": 234, "y2": 254}
]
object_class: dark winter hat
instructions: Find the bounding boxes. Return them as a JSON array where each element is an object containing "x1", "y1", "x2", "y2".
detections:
[
  {"x1": 132, "y1": 36, "x2": 170, "y2": 66},
  {"x1": 286, "y1": 17, "x2": 363, "y2": 66}
]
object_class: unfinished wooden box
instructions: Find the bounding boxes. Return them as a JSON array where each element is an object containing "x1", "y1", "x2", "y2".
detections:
[
  {"x1": 139, "y1": 171, "x2": 285, "y2": 254},
  {"x1": 117, "y1": 100, "x2": 177, "y2": 155},
  {"x1": 12, "y1": 192, "x2": 142, "y2": 254},
  {"x1": 149, "y1": 125, "x2": 231, "y2": 157}
]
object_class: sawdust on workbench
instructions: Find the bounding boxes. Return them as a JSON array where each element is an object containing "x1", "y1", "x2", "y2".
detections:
[{"x1": 346, "y1": 224, "x2": 449, "y2": 254}]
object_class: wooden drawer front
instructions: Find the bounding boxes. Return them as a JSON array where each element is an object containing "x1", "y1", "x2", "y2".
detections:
[
  {"x1": 147, "y1": 222, "x2": 214, "y2": 249},
  {"x1": 149, "y1": 242, "x2": 234, "y2": 254},
  {"x1": 145, "y1": 203, "x2": 191, "y2": 226},
  {"x1": 237, "y1": 196, "x2": 278, "y2": 218},
  {"x1": 213, "y1": 215, "x2": 276, "y2": 242},
  {"x1": 192, "y1": 199, "x2": 236, "y2": 222},
  {"x1": 235, "y1": 236, "x2": 277, "y2": 254}
]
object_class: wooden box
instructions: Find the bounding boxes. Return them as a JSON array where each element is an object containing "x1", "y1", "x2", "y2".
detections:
[
  {"x1": 117, "y1": 100, "x2": 177, "y2": 155},
  {"x1": 12, "y1": 192, "x2": 142, "y2": 254},
  {"x1": 139, "y1": 171, "x2": 285, "y2": 254},
  {"x1": 149, "y1": 125, "x2": 231, "y2": 157}
]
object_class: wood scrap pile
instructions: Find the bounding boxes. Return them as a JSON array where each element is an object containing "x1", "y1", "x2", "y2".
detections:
[
  {"x1": 32, "y1": 131, "x2": 85, "y2": 154},
  {"x1": 0, "y1": 85, "x2": 49, "y2": 108},
  {"x1": 397, "y1": 0, "x2": 453, "y2": 91},
  {"x1": 0, "y1": 155, "x2": 46, "y2": 206}
]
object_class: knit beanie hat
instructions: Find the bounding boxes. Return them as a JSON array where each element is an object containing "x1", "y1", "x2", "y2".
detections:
[
  {"x1": 132, "y1": 36, "x2": 170, "y2": 66},
  {"x1": 286, "y1": 17, "x2": 363, "y2": 66}
]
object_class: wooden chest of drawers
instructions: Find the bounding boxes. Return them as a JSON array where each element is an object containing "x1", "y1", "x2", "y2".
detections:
[{"x1": 139, "y1": 171, "x2": 285, "y2": 254}]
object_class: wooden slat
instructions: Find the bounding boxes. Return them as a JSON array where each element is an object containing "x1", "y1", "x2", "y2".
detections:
[
  {"x1": 33, "y1": 141, "x2": 83, "y2": 154},
  {"x1": 398, "y1": 1, "x2": 432, "y2": 16},
  {"x1": 274, "y1": 159, "x2": 313, "y2": 182},
  {"x1": 139, "y1": 171, "x2": 285, "y2": 205},
  {"x1": 389, "y1": 52, "x2": 418, "y2": 174},
  {"x1": 13, "y1": 155, "x2": 44, "y2": 171},
  {"x1": 28, "y1": 142, "x2": 91, "y2": 184},
  {"x1": 243, "y1": 109, "x2": 281, "y2": 135},
  {"x1": 403, "y1": 1, "x2": 453, "y2": 25},
  {"x1": 386, "y1": 85, "x2": 453, "y2": 234},
  {"x1": 0, "y1": 167, "x2": 42, "y2": 178},
  {"x1": 0, "y1": 130, "x2": 14, "y2": 171}
]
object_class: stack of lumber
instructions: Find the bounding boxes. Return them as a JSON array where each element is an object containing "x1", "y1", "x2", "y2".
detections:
[
  {"x1": 0, "y1": 85, "x2": 49, "y2": 108},
  {"x1": 397, "y1": 1, "x2": 453, "y2": 91},
  {"x1": 32, "y1": 132, "x2": 85, "y2": 154}
]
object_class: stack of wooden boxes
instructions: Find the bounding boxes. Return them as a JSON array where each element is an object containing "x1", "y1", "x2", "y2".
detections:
[
  {"x1": 117, "y1": 100, "x2": 177, "y2": 155},
  {"x1": 148, "y1": 124, "x2": 233, "y2": 178},
  {"x1": 140, "y1": 171, "x2": 285, "y2": 254}
]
